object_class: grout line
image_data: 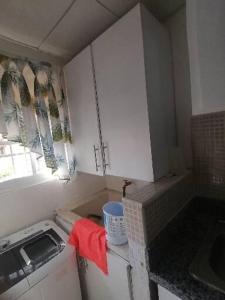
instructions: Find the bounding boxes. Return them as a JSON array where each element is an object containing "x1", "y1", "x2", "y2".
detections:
[{"x1": 38, "y1": 0, "x2": 78, "y2": 49}]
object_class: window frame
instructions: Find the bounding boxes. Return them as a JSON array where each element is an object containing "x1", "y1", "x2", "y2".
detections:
[{"x1": 0, "y1": 136, "x2": 55, "y2": 191}]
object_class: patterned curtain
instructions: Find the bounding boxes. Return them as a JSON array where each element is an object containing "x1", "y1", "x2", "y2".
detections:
[{"x1": 0, "y1": 54, "x2": 76, "y2": 180}]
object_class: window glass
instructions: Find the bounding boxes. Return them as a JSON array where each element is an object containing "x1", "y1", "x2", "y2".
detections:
[
  {"x1": 11, "y1": 144, "x2": 25, "y2": 154},
  {"x1": 0, "y1": 134, "x2": 50, "y2": 183},
  {"x1": 0, "y1": 157, "x2": 14, "y2": 180},
  {"x1": 13, "y1": 155, "x2": 32, "y2": 177},
  {"x1": 0, "y1": 145, "x2": 11, "y2": 155}
]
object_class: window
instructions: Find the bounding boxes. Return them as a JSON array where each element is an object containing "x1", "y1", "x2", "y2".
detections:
[{"x1": 0, "y1": 134, "x2": 50, "y2": 182}]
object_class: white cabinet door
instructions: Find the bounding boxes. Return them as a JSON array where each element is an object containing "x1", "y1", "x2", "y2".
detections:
[
  {"x1": 92, "y1": 6, "x2": 154, "y2": 181},
  {"x1": 16, "y1": 285, "x2": 42, "y2": 300},
  {"x1": 158, "y1": 285, "x2": 181, "y2": 300},
  {"x1": 64, "y1": 46, "x2": 103, "y2": 176},
  {"x1": 39, "y1": 257, "x2": 82, "y2": 300},
  {"x1": 81, "y1": 252, "x2": 132, "y2": 300}
]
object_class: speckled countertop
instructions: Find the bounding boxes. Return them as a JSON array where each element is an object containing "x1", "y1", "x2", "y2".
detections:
[{"x1": 149, "y1": 197, "x2": 225, "y2": 300}]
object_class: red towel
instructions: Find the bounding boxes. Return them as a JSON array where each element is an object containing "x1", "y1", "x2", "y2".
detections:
[{"x1": 68, "y1": 218, "x2": 108, "y2": 274}]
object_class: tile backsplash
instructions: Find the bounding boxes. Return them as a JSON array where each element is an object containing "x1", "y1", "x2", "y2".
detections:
[
  {"x1": 123, "y1": 172, "x2": 194, "y2": 246},
  {"x1": 192, "y1": 111, "x2": 225, "y2": 198}
]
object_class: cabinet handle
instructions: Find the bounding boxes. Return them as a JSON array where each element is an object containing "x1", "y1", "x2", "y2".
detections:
[
  {"x1": 103, "y1": 143, "x2": 109, "y2": 171},
  {"x1": 93, "y1": 145, "x2": 101, "y2": 172},
  {"x1": 127, "y1": 265, "x2": 134, "y2": 300},
  {"x1": 78, "y1": 256, "x2": 88, "y2": 274}
]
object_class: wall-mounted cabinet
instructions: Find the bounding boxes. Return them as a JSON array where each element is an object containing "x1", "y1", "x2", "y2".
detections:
[
  {"x1": 64, "y1": 47, "x2": 103, "y2": 176},
  {"x1": 64, "y1": 3, "x2": 175, "y2": 182}
]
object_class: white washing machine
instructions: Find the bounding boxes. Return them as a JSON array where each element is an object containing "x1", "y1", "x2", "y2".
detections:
[{"x1": 0, "y1": 220, "x2": 82, "y2": 300}]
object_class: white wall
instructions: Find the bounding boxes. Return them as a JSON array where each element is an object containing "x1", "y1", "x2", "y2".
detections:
[
  {"x1": 0, "y1": 173, "x2": 105, "y2": 237},
  {"x1": 166, "y1": 7, "x2": 192, "y2": 167},
  {"x1": 187, "y1": 0, "x2": 225, "y2": 115},
  {"x1": 0, "y1": 171, "x2": 149, "y2": 238}
]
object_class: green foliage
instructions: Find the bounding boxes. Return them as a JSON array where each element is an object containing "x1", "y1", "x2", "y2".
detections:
[
  {"x1": 49, "y1": 100, "x2": 59, "y2": 118},
  {"x1": 63, "y1": 116, "x2": 72, "y2": 143},
  {"x1": 18, "y1": 76, "x2": 31, "y2": 106},
  {"x1": 34, "y1": 77, "x2": 48, "y2": 98},
  {"x1": 52, "y1": 123, "x2": 63, "y2": 142},
  {"x1": 58, "y1": 89, "x2": 65, "y2": 107},
  {"x1": 1, "y1": 71, "x2": 12, "y2": 100},
  {"x1": 4, "y1": 103, "x2": 23, "y2": 126},
  {"x1": 69, "y1": 158, "x2": 77, "y2": 177},
  {"x1": 40, "y1": 134, "x2": 57, "y2": 170},
  {"x1": 33, "y1": 101, "x2": 48, "y2": 120},
  {"x1": 48, "y1": 84, "x2": 59, "y2": 118},
  {"x1": 56, "y1": 155, "x2": 65, "y2": 167},
  {"x1": 29, "y1": 130, "x2": 41, "y2": 150},
  {"x1": 1, "y1": 69, "x2": 31, "y2": 107}
]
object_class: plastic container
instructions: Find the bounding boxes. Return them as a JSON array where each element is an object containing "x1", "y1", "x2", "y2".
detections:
[{"x1": 103, "y1": 201, "x2": 128, "y2": 245}]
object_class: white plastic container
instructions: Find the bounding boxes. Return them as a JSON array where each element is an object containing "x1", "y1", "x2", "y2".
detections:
[{"x1": 103, "y1": 201, "x2": 128, "y2": 245}]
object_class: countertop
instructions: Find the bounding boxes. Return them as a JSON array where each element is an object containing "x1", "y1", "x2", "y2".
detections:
[
  {"x1": 149, "y1": 197, "x2": 225, "y2": 300},
  {"x1": 56, "y1": 209, "x2": 129, "y2": 262}
]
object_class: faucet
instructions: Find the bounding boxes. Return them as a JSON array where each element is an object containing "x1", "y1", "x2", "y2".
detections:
[{"x1": 122, "y1": 179, "x2": 132, "y2": 197}]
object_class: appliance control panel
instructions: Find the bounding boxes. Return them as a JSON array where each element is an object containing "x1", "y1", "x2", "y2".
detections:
[{"x1": 0, "y1": 240, "x2": 10, "y2": 252}]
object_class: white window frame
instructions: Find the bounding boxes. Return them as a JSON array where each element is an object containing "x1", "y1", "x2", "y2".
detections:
[
  {"x1": 0, "y1": 139, "x2": 37, "y2": 176},
  {"x1": 0, "y1": 139, "x2": 55, "y2": 194}
]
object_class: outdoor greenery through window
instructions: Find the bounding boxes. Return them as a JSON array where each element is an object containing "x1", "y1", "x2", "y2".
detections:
[{"x1": 0, "y1": 133, "x2": 49, "y2": 182}]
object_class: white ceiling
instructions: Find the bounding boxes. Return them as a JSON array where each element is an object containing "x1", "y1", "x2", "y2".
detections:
[
  {"x1": 0, "y1": 0, "x2": 74, "y2": 47},
  {"x1": 0, "y1": 0, "x2": 185, "y2": 64},
  {"x1": 39, "y1": 0, "x2": 119, "y2": 59}
]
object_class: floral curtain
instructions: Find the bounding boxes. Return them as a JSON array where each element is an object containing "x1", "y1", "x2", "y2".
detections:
[{"x1": 0, "y1": 54, "x2": 76, "y2": 180}]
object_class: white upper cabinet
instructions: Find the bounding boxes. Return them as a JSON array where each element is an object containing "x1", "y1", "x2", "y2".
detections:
[
  {"x1": 92, "y1": 5, "x2": 154, "y2": 181},
  {"x1": 92, "y1": 4, "x2": 175, "y2": 181},
  {"x1": 64, "y1": 46, "x2": 103, "y2": 175},
  {"x1": 64, "y1": 4, "x2": 175, "y2": 181}
]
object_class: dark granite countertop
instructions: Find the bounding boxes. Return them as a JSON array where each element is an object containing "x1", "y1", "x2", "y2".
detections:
[{"x1": 148, "y1": 197, "x2": 225, "y2": 300}]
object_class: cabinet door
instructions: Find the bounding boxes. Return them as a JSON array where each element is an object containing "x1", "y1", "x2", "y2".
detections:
[
  {"x1": 16, "y1": 285, "x2": 42, "y2": 300},
  {"x1": 158, "y1": 285, "x2": 181, "y2": 300},
  {"x1": 80, "y1": 252, "x2": 132, "y2": 300},
  {"x1": 39, "y1": 257, "x2": 82, "y2": 300},
  {"x1": 92, "y1": 6, "x2": 154, "y2": 181},
  {"x1": 64, "y1": 46, "x2": 103, "y2": 175}
]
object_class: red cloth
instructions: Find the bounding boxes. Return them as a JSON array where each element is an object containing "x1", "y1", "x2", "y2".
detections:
[{"x1": 68, "y1": 218, "x2": 108, "y2": 274}]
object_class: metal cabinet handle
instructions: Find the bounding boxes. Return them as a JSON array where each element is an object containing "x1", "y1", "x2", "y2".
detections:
[
  {"x1": 78, "y1": 256, "x2": 88, "y2": 274},
  {"x1": 102, "y1": 143, "x2": 109, "y2": 172},
  {"x1": 93, "y1": 145, "x2": 101, "y2": 172}
]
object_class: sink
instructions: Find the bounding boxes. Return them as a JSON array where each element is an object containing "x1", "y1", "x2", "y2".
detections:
[
  {"x1": 209, "y1": 233, "x2": 225, "y2": 282},
  {"x1": 71, "y1": 189, "x2": 122, "y2": 226},
  {"x1": 190, "y1": 220, "x2": 225, "y2": 294}
]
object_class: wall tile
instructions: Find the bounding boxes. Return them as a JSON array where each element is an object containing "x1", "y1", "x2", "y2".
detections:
[{"x1": 192, "y1": 111, "x2": 225, "y2": 198}]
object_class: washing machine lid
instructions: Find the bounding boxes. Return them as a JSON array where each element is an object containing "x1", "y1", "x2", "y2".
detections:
[
  {"x1": 0, "y1": 228, "x2": 64, "y2": 297},
  {"x1": 0, "y1": 220, "x2": 67, "y2": 297},
  {"x1": 0, "y1": 250, "x2": 26, "y2": 294},
  {"x1": 13, "y1": 228, "x2": 65, "y2": 278}
]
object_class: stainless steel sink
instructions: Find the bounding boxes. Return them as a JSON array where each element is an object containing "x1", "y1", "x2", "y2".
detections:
[{"x1": 190, "y1": 220, "x2": 225, "y2": 294}]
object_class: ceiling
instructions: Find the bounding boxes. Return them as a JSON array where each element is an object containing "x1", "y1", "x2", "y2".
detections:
[{"x1": 0, "y1": 0, "x2": 185, "y2": 64}]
